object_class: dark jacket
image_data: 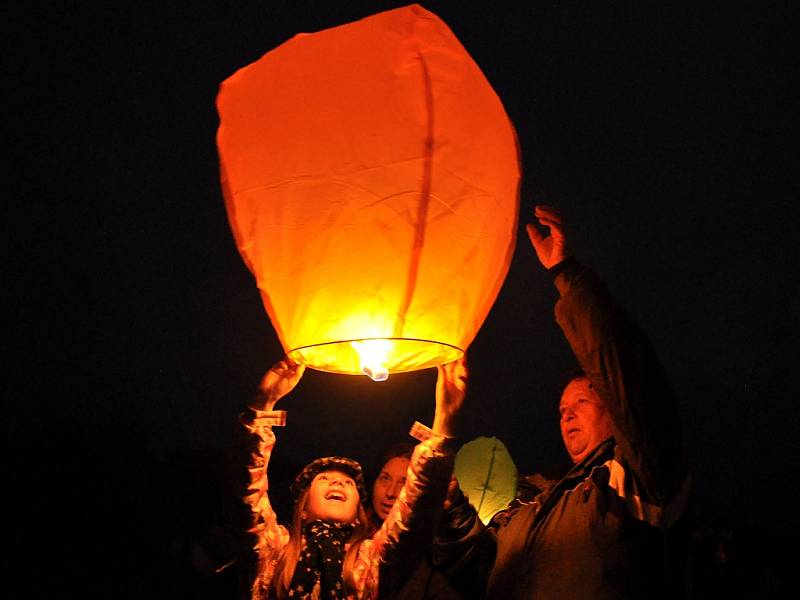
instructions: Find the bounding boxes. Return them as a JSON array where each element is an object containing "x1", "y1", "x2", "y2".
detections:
[{"x1": 439, "y1": 258, "x2": 690, "y2": 600}]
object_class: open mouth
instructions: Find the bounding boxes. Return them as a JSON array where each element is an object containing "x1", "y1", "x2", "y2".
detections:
[{"x1": 325, "y1": 491, "x2": 346, "y2": 502}]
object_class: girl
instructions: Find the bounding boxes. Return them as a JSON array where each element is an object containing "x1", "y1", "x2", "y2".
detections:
[{"x1": 243, "y1": 357, "x2": 467, "y2": 600}]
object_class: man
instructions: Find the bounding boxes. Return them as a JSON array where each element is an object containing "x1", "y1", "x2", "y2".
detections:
[{"x1": 438, "y1": 205, "x2": 690, "y2": 599}]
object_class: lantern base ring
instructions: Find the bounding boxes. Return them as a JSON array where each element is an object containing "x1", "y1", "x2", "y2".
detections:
[{"x1": 287, "y1": 337, "x2": 464, "y2": 377}]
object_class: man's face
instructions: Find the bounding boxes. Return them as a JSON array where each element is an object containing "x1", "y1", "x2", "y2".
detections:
[
  {"x1": 371, "y1": 456, "x2": 409, "y2": 521},
  {"x1": 559, "y1": 378, "x2": 613, "y2": 464},
  {"x1": 304, "y1": 469, "x2": 360, "y2": 523}
]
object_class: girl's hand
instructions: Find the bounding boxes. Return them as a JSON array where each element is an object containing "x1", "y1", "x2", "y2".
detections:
[
  {"x1": 433, "y1": 356, "x2": 468, "y2": 437},
  {"x1": 257, "y1": 358, "x2": 305, "y2": 410}
]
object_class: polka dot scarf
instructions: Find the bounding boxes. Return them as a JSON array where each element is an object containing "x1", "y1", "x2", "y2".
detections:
[{"x1": 288, "y1": 520, "x2": 354, "y2": 599}]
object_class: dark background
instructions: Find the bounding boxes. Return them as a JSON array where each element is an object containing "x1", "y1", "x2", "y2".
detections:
[{"x1": 8, "y1": 1, "x2": 796, "y2": 597}]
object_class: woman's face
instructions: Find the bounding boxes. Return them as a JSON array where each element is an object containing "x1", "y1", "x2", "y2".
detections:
[
  {"x1": 371, "y1": 456, "x2": 409, "y2": 521},
  {"x1": 304, "y1": 469, "x2": 360, "y2": 523}
]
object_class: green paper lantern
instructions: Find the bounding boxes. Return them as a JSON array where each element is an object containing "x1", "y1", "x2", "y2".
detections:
[{"x1": 454, "y1": 436, "x2": 518, "y2": 525}]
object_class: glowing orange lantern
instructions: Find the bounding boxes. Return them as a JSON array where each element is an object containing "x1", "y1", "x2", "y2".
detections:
[{"x1": 216, "y1": 4, "x2": 519, "y2": 379}]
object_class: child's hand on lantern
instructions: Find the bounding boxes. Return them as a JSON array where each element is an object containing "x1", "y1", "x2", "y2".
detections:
[
  {"x1": 526, "y1": 205, "x2": 572, "y2": 269},
  {"x1": 258, "y1": 358, "x2": 306, "y2": 410},
  {"x1": 433, "y1": 356, "x2": 468, "y2": 437}
]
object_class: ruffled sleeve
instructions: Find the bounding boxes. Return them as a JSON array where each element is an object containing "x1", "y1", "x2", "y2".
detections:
[
  {"x1": 242, "y1": 408, "x2": 291, "y2": 598},
  {"x1": 352, "y1": 421, "x2": 457, "y2": 599}
]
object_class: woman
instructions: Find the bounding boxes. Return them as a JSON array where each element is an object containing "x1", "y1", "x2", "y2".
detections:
[
  {"x1": 243, "y1": 357, "x2": 467, "y2": 600},
  {"x1": 366, "y1": 442, "x2": 414, "y2": 532},
  {"x1": 364, "y1": 441, "x2": 467, "y2": 600}
]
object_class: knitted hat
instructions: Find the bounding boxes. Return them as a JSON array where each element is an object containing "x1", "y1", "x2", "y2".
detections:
[{"x1": 290, "y1": 456, "x2": 366, "y2": 506}]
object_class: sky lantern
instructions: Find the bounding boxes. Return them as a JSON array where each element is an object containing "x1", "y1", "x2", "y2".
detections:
[
  {"x1": 454, "y1": 436, "x2": 518, "y2": 524},
  {"x1": 216, "y1": 4, "x2": 519, "y2": 380}
]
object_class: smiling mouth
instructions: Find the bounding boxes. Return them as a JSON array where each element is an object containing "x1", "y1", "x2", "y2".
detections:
[{"x1": 326, "y1": 491, "x2": 346, "y2": 502}]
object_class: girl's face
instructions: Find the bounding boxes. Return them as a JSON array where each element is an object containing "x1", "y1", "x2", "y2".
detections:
[{"x1": 304, "y1": 469, "x2": 360, "y2": 523}]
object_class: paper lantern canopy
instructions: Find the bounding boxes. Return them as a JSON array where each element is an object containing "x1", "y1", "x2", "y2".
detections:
[{"x1": 216, "y1": 4, "x2": 519, "y2": 379}]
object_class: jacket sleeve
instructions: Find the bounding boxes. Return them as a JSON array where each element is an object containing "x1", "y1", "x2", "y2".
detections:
[
  {"x1": 552, "y1": 257, "x2": 689, "y2": 512},
  {"x1": 432, "y1": 485, "x2": 497, "y2": 599},
  {"x1": 242, "y1": 408, "x2": 291, "y2": 596},
  {"x1": 353, "y1": 422, "x2": 458, "y2": 598}
]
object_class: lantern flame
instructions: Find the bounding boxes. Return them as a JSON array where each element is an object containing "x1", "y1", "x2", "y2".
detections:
[{"x1": 351, "y1": 339, "x2": 393, "y2": 382}]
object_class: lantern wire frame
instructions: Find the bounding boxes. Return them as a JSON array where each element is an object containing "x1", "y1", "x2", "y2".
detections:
[{"x1": 287, "y1": 337, "x2": 464, "y2": 380}]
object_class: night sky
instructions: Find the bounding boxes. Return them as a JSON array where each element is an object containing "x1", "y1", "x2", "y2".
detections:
[{"x1": 9, "y1": 1, "x2": 796, "y2": 597}]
